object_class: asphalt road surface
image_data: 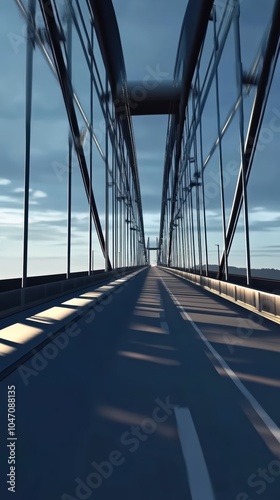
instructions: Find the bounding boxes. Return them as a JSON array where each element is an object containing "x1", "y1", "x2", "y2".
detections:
[{"x1": 1, "y1": 266, "x2": 280, "y2": 500}]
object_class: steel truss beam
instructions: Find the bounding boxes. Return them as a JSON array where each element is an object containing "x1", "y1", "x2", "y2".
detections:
[
  {"x1": 39, "y1": 0, "x2": 112, "y2": 270},
  {"x1": 159, "y1": 0, "x2": 280, "y2": 283},
  {"x1": 89, "y1": 0, "x2": 147, "y2": 264},
  {"x1": 159, "y1": 0, "x2": 214, "y2": 265},
  {"x1": 218, "y1": 0, "x2": 280, "y2": 279}
]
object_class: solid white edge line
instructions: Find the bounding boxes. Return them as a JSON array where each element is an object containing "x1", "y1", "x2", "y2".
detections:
[
  {"x1": 161, "y1": 276, "x2": 280, "y2": 445},
  {"x1": 175, "y1": 407, "x2": 216, "y2": 500},
  {"x1": 160, "y1": 321, "x2": 170, "y2": 335}
]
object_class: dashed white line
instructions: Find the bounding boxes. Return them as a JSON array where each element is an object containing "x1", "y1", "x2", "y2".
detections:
[
  {"x1": 160, "y1": 321, "x2": 170, "y2": 335},
  {"x1": 158, "y1": 277, "x2": 170, "y2": 334},
  {"x1": 160, "y1": 273, "x2": 280, "y2": 446},
  {"x1": 175, "y1": 407, "x2": 215, "y2": 500}
]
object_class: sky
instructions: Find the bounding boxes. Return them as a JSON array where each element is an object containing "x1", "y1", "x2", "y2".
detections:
[
  {"x1": 0, "y1": 0, "x2": 279, "y2": 278},
  {"x1": 113, "y1": 0, "x2": 280, "y2": 270},
  {"x1": 113, "y1": 0, "x2": 188, "y2": 265}
]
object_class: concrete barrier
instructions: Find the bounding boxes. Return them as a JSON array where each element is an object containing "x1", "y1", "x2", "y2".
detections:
[
  {"x1": 159, "y1": 266, "x2": 280, "y2": 324},
  {"x1": 0, "y1": 267, "x2": 146, "y2": 318}
]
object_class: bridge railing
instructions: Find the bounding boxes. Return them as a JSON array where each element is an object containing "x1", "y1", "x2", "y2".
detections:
[
  {"x1": 159, "y1": 266, "x2": 280, "y2": 324},
  {"x1": 0, "y1": 265, "x2": 145, "y2": 318}
]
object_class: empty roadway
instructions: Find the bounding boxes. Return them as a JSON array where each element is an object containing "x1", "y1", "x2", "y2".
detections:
[{"x1": 1, "y1": 267, "x2": 280, "y2": 499}]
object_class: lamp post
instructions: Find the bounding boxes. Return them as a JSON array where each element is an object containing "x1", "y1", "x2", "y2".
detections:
[{"x1": 215, "y1": 244, "x2": 220, "y2": 270}]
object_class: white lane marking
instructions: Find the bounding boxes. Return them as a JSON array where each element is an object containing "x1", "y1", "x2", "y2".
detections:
[
  {"x1": 159, "y1": 296, "x2": 165, "y2": 322},
  {"x1": 175, "y1": 407, "x2": 215, "y2": 500},
  {"x1": 161, "y1": 277, "x2": 280, "y2": 445},
  {"x1": 156, "y1": 272, "x2": 170, "y2": 334},
  {"x1": 160, "y1": 321, "x2": 170, "y2": 335}
]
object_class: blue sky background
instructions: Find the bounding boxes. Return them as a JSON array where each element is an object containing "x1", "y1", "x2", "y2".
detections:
[{"x1": 0, "y1": 0, "x2": 279, "y2": 277}]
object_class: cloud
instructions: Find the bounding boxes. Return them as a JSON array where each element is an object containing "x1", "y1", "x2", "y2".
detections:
[
  {"x1": 0, "y1": 208, "x2": 23, "y2": 226},
  {"x1": 32, "y1": 190, "x2": 48, "y2": 199},
  {"x1": 0, "y1": 178, "x2": 11, "y2": 185},
  {"x1": 113, "y1": 0, "x2": 186, "y2": 80},
  {"x1": 0, "y1": 207, "x2": 93, "y2": 228},
  {"x1": 0, "y1": 195, "x2": 20, "y2": 204}
]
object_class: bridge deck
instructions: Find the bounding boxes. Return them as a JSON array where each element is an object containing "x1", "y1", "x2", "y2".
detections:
[{"x1": 1, "y1": 268, "x2": 280, "y2": 499}]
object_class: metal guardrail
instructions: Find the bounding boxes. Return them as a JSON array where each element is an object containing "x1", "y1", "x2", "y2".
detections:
[
  {"x1": 159, "y1": 266, "x2": 280, "y2": 323},
  {"x1": 162, "y1": 268, "x2": 280, "y2": 295}
]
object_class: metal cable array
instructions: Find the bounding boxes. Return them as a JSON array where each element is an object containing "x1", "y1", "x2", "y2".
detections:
[
  {"x1": 7, "y1": 0, "x2": 280, "y2": 287},
  {"x1": 158, "y1": 0, "x2": 280, "y2": 286},
  {"x1": 14, "y1": 0, "x2": 147, "y2": 286}
]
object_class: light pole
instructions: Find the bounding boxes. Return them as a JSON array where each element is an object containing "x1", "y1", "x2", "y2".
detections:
[
  {"x1": 92, "y1": 250, "x2": 94, "y2": 272},
  {"x1": 215, "y1": 244, "x2": 220, "y2": 270}
]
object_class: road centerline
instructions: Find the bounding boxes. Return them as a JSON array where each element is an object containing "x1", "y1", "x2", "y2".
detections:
[{"x1": 175, "y1": 407, "x2": 216, "y2": 500}]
